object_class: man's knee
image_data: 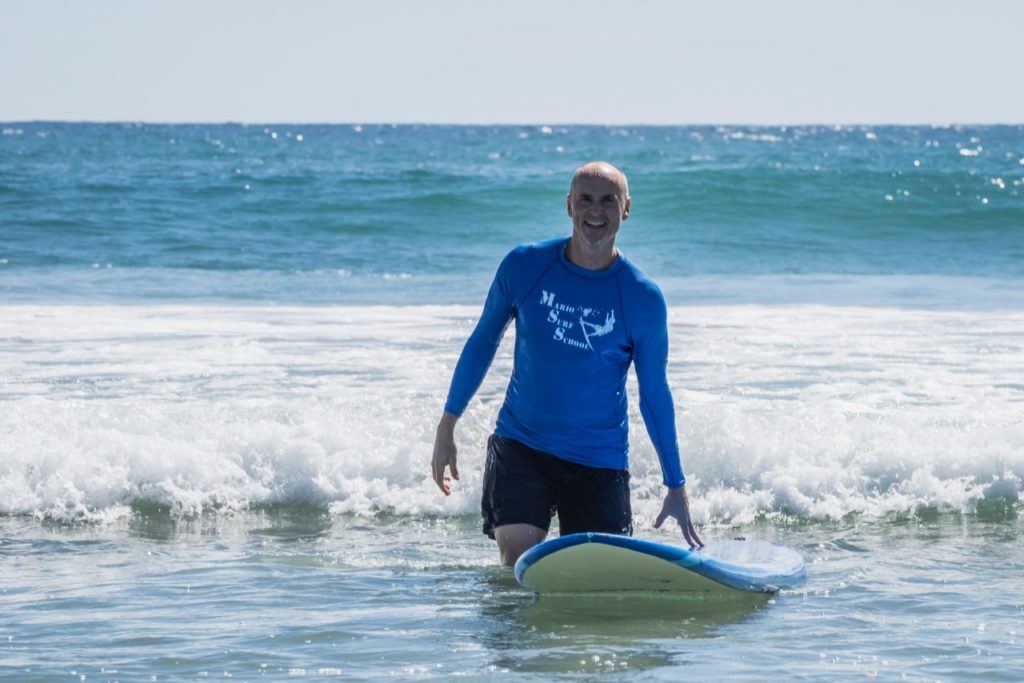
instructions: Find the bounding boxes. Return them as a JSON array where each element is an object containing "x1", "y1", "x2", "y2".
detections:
[{"x1": 494, "y1": 523, "x2": 547, "y2": 566}]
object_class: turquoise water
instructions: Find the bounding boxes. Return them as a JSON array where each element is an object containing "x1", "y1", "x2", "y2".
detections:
[
  {"x1": 1, "y1": 123, "x2": 1023, "y2": 679},
  {"x1": 2, "y1": 123, "x2": 1022, "y2": 303}
]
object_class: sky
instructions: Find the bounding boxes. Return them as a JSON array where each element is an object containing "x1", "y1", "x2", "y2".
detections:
[{"x1": 1, "y1": 0, "x2": 1022, "y2": 124}]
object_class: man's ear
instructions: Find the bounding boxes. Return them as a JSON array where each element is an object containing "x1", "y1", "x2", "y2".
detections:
[
  {"x1": 566, "y1": 193, "x2": 573, "y2": 217},
  {"x1": 622, "y1": 196, "x2": 631, "y2": 220}
]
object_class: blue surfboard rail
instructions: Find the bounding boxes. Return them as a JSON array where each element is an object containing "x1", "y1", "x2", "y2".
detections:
[{"x1": 514, "y1": 532, "x2": 807, "y2": 594}]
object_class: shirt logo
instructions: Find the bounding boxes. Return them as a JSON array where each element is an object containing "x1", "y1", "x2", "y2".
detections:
[{"x1": 539, "y1": 290, "x2": 616, "y2": 351}]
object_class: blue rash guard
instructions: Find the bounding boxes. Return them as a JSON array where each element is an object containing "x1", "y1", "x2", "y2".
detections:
[{"x1": 444, "y1": 236, "x2": 685, "y2": 488}]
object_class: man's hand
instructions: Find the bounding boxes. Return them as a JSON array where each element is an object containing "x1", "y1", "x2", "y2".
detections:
[
  {"x1": 654, "y1": 485, "x2": 703, "y2": 548},
  {"x1": 431, "y1": 412, "x2": 460, "y2": 496}
]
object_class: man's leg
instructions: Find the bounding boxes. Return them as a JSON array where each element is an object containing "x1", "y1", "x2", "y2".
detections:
[
  {"x1": 494, "y1": 523, "x2": 547, "y2": 567},
  {"x1": 556, "y1": 465, "x2": 633, "y2": 537},
  {"x1": 482, "y1": 435, "x2": 555, "y2": 565}
]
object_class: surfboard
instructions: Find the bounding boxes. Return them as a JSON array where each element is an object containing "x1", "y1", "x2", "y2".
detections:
[{"x1": 514, "y1": 532, "x2": 806, "y2": 595}]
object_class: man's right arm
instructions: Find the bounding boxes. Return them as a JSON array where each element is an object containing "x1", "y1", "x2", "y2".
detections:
[{"x1": 431, "y1": 256, "x2": 515, "y2": 495}]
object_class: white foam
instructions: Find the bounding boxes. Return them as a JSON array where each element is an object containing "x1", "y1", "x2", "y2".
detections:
[{"x1": 0, "y1": 303, "x2": 1021, "y2": 523}]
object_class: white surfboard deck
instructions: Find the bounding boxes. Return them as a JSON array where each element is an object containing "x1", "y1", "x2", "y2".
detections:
[{"x1": 514, "y1": 532, "x2": 806, "y2": 595}]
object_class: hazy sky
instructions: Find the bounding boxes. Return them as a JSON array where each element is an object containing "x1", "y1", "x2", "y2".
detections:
[{"x1": 2, "y1": 0, "x2": 1021, "y2": 124}]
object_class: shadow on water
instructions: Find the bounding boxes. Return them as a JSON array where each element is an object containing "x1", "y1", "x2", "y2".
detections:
[
  {"x1": 516, "y1": 591, "x2": 767, "y2": 637},
  {"x1": 469, "y1": 568, "x2": 769, "y2": 674}
]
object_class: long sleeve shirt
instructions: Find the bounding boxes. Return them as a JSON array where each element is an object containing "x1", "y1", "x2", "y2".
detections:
[{"x1": 444, "y1": 236, "x2": 685, "y2": 487}]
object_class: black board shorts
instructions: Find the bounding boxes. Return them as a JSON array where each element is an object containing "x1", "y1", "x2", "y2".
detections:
[{"x1": 481, "y1": 433, "x2": 633, "y2": 540}]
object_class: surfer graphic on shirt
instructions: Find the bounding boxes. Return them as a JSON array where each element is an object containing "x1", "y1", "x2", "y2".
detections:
[
  {"x1": 542, "y1": 291, "x2": 617, "y2": 352},
  {"x1": 580, "y1": 309, "x2": 615, "y2": 350}
]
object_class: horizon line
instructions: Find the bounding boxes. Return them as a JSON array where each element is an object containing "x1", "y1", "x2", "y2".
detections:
[{"x1": 3, "y1": 119, "x2": 1023, "y2": 128}]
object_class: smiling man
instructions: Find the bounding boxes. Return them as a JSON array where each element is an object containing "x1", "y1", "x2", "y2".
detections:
[{"x1": 431, "y1": 161, "x2": 701, "y2": 565}]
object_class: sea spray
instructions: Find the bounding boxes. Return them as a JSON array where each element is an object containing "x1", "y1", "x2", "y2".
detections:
[{"x1": 2, "y1": 304, "x2": 1020, "y2": 523}]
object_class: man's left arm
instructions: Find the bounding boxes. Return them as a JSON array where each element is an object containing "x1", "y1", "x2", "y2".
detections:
[{"x1": 633, "y1": 291, "x2": 703, "y2": 548}]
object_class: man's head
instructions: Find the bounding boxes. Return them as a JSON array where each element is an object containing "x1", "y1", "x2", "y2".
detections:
[{"x1": 567, "y1": 161, "x2": 631, "y2": 251}]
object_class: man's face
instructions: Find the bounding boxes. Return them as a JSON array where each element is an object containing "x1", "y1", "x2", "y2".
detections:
[{"x1": 566, "y1": 172, "x2": 631, "y2": 250}]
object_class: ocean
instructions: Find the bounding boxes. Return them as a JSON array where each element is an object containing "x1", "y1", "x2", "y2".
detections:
[{"x1": 1, "y1": 122, "x2": 1022, "y2": 679}]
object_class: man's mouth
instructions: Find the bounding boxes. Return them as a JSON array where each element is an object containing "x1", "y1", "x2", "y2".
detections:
[{"x1": 583, "y1": 220, "x2": 607, "y2": 228}]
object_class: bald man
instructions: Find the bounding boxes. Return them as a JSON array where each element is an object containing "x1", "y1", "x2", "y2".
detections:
[{"x1": 432, "y1": 161, "x2": 701, "y2": 566}]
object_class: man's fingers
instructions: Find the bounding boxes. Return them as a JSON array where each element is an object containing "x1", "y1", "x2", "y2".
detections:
[
  {"x1": 687, "y1": 518, "x2": 704, "y2": 547},
  {"x1": 678, "y1": 512, "x2": 703, "y2": 549},
  {"x1": 430, "y1": 457, "x2": 450, "y2": 495},
  {"x1": 430, "y1": 423, "x2": 458, "y2": 498},
  {"x1": 681, "y1": 498, "x2": 703, "y2": 547},
  {"x1": 653, "y1": 508, "x2": 667, "y2": 529},
  {"x1": 678, "y1": 518, "x2": 695, "y2": 548}
]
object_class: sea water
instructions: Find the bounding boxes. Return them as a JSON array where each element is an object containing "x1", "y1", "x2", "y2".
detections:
[{"x1": 1, "y1": 123, "x2": 1023, "y2": 679}]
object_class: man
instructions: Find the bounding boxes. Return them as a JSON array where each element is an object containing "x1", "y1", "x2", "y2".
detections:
[{"x1": 431, "y1": 161, "x2": 701, "y2": 566}]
